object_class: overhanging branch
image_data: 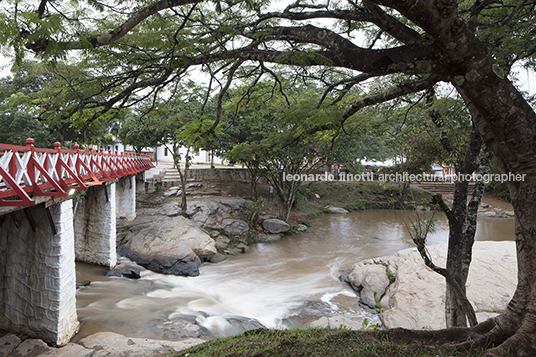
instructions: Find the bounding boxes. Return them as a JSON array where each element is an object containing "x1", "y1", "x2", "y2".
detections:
[{"x1": 26, "y1": 0, "x2": 200, "y2": 52}]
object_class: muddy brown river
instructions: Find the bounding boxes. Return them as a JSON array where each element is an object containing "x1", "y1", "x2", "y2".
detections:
[{"x1": 74, "y1": 210, "x2": 514, "y2": 341}]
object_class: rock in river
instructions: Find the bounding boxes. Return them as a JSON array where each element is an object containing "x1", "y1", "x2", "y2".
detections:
[
  {"x1": 262, "y1": 218, "x2": 290, "y2": 234},
  {"x1": 106, "y1": 262, "x2": 142, "y2": 279},
  {"x1": 342, "y1": 260, "x2": 390, "y2": 309},
  {"x1": 118, "y1": 215, "x2": 216, "y2": 276}
]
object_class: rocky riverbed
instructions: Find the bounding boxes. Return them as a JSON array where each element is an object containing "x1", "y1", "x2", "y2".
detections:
[{"x1": 3, "y1": 184, "x2": 516, "y2": 356}]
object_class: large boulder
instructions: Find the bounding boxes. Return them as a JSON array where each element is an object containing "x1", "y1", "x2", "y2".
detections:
[
  {"x1": 118, "y1": 215, "x2": 217, "y2": 276},
  {"x1": 214, "y1": 235, "x2": 230, "y2": 250},
  {"x1": 106, "y1": 261, "x2": 142, "y2": 279},
  {"x1": 344, "y1": 241, "x2": 517, "y2": 330},
  {"x1": 262, "y1": 218, "x2": 290, "y2": 234},
  {"x1": 343, "y1": 260, "x2": 390, "y2": 309},
  {"x1": 222, "y1": 219, "x2": 249, "y2": 236}
]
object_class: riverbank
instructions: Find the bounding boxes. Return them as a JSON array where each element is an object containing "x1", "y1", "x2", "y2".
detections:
[
  {"x1": 203, "y1": 180, "x2": 437, "y2": 227},
  {"x1": 172, "y1": 326, "x2": 487, "y2": 357},
  {"x1": 208, "y1": 179, "x2": 513, "y2": 225}
]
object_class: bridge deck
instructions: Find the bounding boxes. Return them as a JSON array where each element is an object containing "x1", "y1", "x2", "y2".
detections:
[{"x1": 0, "y1": 139, "x2": 153, "y2": 209}]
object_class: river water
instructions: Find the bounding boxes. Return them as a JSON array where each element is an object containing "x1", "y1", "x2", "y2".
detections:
[{"x1": 74, "y1": 210, "x2": 514, "y2": 341}]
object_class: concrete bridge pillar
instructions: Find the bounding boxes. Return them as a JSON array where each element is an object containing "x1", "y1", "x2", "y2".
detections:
[
  {"x1": 0, "y1": 200, "x2": 79, "y2": 346},
  {"x1": 73, "y1": 183, "x2": 117, "y2": 268},
  {"x1": 116, "y1": 176, "x2": 136, "y2": 220},
  {"x1": 136, "y1": 172, "x2": 146, "y2": 195}
]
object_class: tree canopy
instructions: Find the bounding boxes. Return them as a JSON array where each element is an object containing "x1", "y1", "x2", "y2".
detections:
[{"x1": 2, "y1": 0, "x2": 536, "y2": 355}]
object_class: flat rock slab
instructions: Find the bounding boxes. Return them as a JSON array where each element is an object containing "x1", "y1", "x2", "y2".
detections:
[
  {"x1": 77, "y1": 332, "x2": 204, "y2": 357},
  {"x1": 327, "y1": 206, "x2": 349, "y2": 214},
  {"x1": 346, "y1": 241, "x2": 517, "y2": 330},
  {"x1": 38, "y1": 343, "x2": 94, "y2": 357},
  {"x1": 11, "y1": 339, "x2": 52, "y2": 357},
  {"x1": 0, "y1": 334, "x2": 21, "y2": 357},
  {"x1": 255, "y1": 233, "x2": 284, "y2": 243},
  {"x1": 310, "y1": 316, "x2": 367, "y2": 330}
]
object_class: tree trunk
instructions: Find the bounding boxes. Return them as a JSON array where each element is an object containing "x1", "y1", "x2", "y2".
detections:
[
  {"x1": 443, "y1": 128, "x2": 485, "y2": 328},
  {"x1": 454, "y1": 55, "x2": 536, "y2": 357},
  {"x1": 445, "y1": 179, "x2": 472, "y2": 327},
  {"x1": 379, "y1": 1, "x2": 536, "y2": 353},
  {"x1": 429, "y1": 99, "x2": 487, "y2": 327},
  {"x1": 179, "y1": 146, "x2": 190, "y2": 216}
]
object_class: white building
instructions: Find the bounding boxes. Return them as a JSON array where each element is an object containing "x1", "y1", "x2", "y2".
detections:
[{"x1": 154, "y1": 145, "x2": 226, "y2": 165}]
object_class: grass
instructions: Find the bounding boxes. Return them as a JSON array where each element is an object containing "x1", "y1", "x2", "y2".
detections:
[{"x1": 172, "y1": 327, "x2": 486, "y2": 357}]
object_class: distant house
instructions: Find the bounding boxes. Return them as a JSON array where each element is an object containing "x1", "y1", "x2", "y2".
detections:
[
  {"x1": 359, "y1": 157, "x2": 406, "y2": 173},
  {"x1": 94, "y1": 142, "x2": 226, "y2": 165},
  {"x1": 424, "y1": 164, "x2": 455, "y2": 181}
]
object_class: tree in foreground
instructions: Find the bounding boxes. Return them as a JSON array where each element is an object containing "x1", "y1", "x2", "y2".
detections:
[
  {"x1": 383, "y1": 93, "x2": 491, "y2": 328},
  {"x1": 2, "y1": 0, "x2": 536, "y2": 355}
]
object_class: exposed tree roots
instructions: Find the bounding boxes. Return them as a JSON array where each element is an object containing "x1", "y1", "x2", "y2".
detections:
[{"x1": 387, "y1": 318, "x2": 536, "y2": 356}]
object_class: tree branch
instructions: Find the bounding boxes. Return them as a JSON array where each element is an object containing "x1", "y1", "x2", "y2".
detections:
[
  {"x1": 362, "y1": 0, "x2": 423, "y2": 44},
  {"x1": 342, "y1": 75, "x2": 440, "y2": 120},
  {"x1": 26, "y1": 0, "x2": 200, "y2": 52},
  {"x1": 36, "y1": 0, "x2": 48, "y2": 19},
  {"x1": 240, "y1": 24, "x2": 434, "y2": 74}
]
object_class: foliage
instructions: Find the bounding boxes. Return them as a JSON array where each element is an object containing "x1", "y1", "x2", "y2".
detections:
[
  {"x1": 222, "y1": 81, "x2": 395, "y2": 219},
  {"x1": 242, "y1": 197, "x2": 266, "y2": 229},
  {"x1": 118, "y1": 113, "x2": 163, "y2": 153},
  {"x1": 0, "y1": 61, "x2": 125, "y2": 146},
  {"x1": 485, "y1": 159, "x2": 511, "y2": 202}
]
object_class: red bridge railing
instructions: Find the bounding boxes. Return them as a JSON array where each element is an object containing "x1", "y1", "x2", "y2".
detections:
[{"x1": 0, "y1": 138, "x2": 154, "y2": 207}]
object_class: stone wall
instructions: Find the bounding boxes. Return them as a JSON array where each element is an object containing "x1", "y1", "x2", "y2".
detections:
[
  {"x1": 145, "y1": 168, "x2": 253, "y2": 193},
  {"x1": 187, "y1": 168, "x2": 252, "y2": 182},
  {"x1": 0, "y1": 200, "x2": 78, "y2": 346}
]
